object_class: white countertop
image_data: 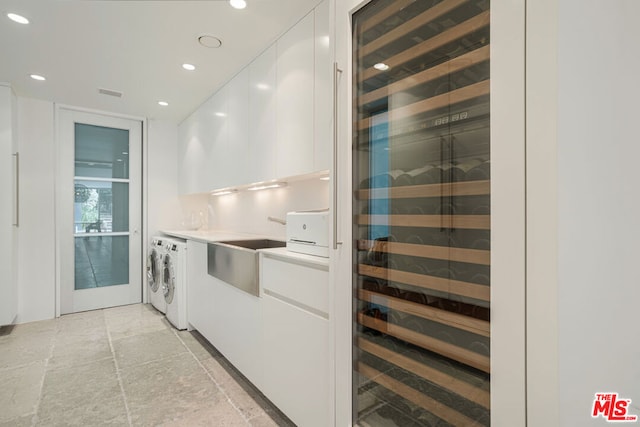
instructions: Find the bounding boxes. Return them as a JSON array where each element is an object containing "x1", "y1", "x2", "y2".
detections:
[
  {"x1": 160, "y1": 229, "x2": 262, "y2": 244},
  {"x1": 259, "y1": 247, "x2": 329, "y2": 268},
  {"x1": 161, "y1": 229, "x2": 329, "y2": 267}
]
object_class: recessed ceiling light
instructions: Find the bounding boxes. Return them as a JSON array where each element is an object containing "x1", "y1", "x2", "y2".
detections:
[
  {"x1": 198, "y1": 35, "x2": 222, "y2": 49},
  {"x1": 256, "y1": 83, "x2": 270, "y2": 90},
  {"x1": 320, "y1": 176, "x2": 330, "y2": 181},
  {"x1": 116, "y1": 159, "x2": 123, "y2": 162},
  {"x1": 182, "y1": 63, "x2": 196, "y2": 71},
  {"x1": 215, "y1": 112, "x2": 226, "y2": 117},
  {"x1": 158, "y1": 101, "x2": 169, "y2": 106},
  {"x1": 229, "y1": 0, "x2": 247, "y2": 9},
  {"x1": 30, "y1": 74, "x2": 46, "y2": 81},
  {"x1": 7, "y1": 13, "x2": 29, "y2": 24},
  {"x1": 122, "y1": 151, "x2": 128, "y2": 155},
  {"x1": 373, "y1": 63, "x2": 390, "y2": 71}
]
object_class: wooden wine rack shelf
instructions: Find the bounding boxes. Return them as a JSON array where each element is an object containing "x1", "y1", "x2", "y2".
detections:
[
  {"x1": 358, "y1": 45, "x2": 490, "y2": 106},
  {"x1": 358, "y1": 264, "x2": 490, "y2": 302},
  {"x1": 360, "y1": 0, "x2": 416, "y2": 32},
  {"x1": 358, "y1": 289, "x2": 489, "y2": 337},
  {"x1": 360, "y1": 10, "x2": 490, "y2": 82},
  {"x1": 357, "y1": 180, "x2": 490, "y2": 199},
  {"x1": 358, "y1": 312, "x2": 490, "y2": 373},
  {"x1": 357, "y1": 80, "x2": 490, "y2": 131},
  {"x1": 357, "y1": 213, "x2": 490, "y2": 230},
  {"x1": 358, "y1": 337, "x2": 490, "y2": 409},
  {"x1": 357, "y1": 362, "x2": 480, "y2": 426},
  {"x1": 360, "y1": 0, "x2": 468, "y2": 57},
  {"x1": 358, "y1": 239, "x2": 490, "y2": 265}
]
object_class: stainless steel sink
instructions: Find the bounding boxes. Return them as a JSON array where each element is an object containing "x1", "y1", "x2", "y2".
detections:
[{"x1": 207, "y1": 239, "x2": 286, "y2": 296}]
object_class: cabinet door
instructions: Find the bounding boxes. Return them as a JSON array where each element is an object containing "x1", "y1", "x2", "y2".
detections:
[
  {"x1": 204, "y1": 87, "x2": 229, "y2": 191},
  {"x1": 262, "y1": 294, "x2": 330, "y2": 427},
  {"x1": 276, "y1": 11, "x2": 315, "y2": 178},
  {"x1": 209, "y1": 277, "x2": 263, "y2": 388},
  {"x1": 227, "y1": 69, "x2": 249, "y2": 186},
  {"x1": 186, "y1": 241, "x2": 211, "y2": 332},
  {"x1": 314, "y1": 0, "x2": 331, "y2": 172},
  {"x1": 178, "y1": 113, "x2": 205, "y2": 195},
  {"x1": 0, "y1": 85, "x2": 17, "y2": 325},
  {"x1": 248, "y1": 44, "x2": 277, "y2": 184}
]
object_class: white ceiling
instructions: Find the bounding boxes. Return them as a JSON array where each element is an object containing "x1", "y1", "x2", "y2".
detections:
[{"x1": 0, "y1": 0, "x2": 321, "y2": 124}]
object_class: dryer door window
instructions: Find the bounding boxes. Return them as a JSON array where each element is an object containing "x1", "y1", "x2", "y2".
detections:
[{"x1": 163, "y1": 257, "x2": 175, "y2": 304}]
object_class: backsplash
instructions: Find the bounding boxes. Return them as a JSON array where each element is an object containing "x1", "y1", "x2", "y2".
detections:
[{"x1": 178, "y1": 177, "x2": 330, "y2": 239}]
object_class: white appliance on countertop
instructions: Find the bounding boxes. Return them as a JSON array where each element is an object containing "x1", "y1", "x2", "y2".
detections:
[
  {"x1": 162, "y1": 237, "x2": 188, "y2": 330},
  {"x1": 286, "y1": 209, "x2": 329, "y2": 258},
  {"x1": 147, "y1": 236, "x2": 167, "y2": 313}
]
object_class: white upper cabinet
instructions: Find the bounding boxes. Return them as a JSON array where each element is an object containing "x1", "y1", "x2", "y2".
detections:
[
  {"x1": 276, "y1": 11, "x2": 315, "y2": 178},
  {"x1": 314, "y1": 0, "x2": 331, "y2": 172},
  {"x1": 178, "y1": 113, "x2": 205, "y2": 195},
  {"x1": 226, "y1": 68, "x2": 249, "y2": 187},
  {"x1": 204, "y1": 86, "x2": 228, "y2": 190},
  {"x1": 248, "y1": 44, "x2": 277, "y2": 185},
  {"x1": 177, "y1": 1, "x2": 331, "y2": 194}
]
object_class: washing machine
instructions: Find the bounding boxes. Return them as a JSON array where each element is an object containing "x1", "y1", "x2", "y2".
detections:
[
  {"x1": 162, "y1": 237, "x2": 188, "y2": 330},
  {"x1": 147, "y1": 236, "x2": 167, "y2": 313}
]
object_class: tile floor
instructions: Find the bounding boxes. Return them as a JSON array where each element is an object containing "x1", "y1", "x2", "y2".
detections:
[{"x1": 0, "y1": 304, "x2": 295, "y2": 427}]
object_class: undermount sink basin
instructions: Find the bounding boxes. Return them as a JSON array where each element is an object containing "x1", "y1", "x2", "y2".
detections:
[
  {"x1": 218, "y1": 239, "x2": 286, "y2": 250},
  {"x1": 207, "y1": 239, "x2": 286, "y2": 296}
]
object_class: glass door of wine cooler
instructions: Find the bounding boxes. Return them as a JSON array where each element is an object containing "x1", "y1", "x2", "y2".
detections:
[{"x1": 352, "y1": 0, "x2": 491, "y2": 425}]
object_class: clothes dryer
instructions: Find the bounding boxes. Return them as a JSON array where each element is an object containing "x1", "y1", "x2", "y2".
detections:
[
  {"x1": 147, "y1": 236, "x2": 167, "y2": 313},
  {"x1": 162, "y1": 237, "x2": 188, "y2": 330}
]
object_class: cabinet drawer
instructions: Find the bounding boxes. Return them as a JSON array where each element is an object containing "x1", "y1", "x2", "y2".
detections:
[{"x1": 261, "y1": 254, "x2": 329, "y2": 317}]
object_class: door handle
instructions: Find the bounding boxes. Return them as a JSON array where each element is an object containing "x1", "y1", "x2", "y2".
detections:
[
  {"x1": 13, "y1": 152, "x2": 19, "y2": 227},
  {"x1": 333, "y1": 62, "x2": 343, "y2": 250}
]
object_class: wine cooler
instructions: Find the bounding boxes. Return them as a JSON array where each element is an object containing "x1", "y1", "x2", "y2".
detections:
[{"x1": 352, "y1": 0, "x2": 491, "y2": 425}]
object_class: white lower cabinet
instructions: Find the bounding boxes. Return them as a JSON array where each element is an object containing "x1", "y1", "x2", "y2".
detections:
[
  {"x1": 260, "y1": 254, "x2": 331, "y2": 427},
  {"x1": 187, "y1": 240, "x2": 331, "y2": 426},
  {"x1": 186, "y1": 240, "x2": 262, "y2": 387}
]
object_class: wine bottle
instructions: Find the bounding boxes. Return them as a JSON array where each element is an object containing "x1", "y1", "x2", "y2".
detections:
[
  {"x1": 411, "y1": 164, "x2": 440, "y2": 185},
  {"x1": 465, "y1": 159, "x2": 490, "y2": 181},
  {"x1": 451, "y1": 158, "x2": 484, "y2": 182}
]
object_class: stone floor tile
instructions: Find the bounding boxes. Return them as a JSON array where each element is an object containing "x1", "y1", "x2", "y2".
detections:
[
  {"x1": 0, "y1": 414, "x2": 35, "y2": 427},
  {"x1": 164, "y1": 399, "x2": 249, "y2": 427},
  {"x1": 123, "y1": 354, "x2": 224, "y2": 426},
  {"x1": 174, "y1": 330, "x2": 213, "y2": 361},
  {"x1": 38, "y1": 358, "x2": 122, "y2": 420},
  {"x1": 49, "y1": 327, "x2": 112, "y2": 368},
  {"x1": 0, "y1": 361, "x2": 46, "y2": 423},
  {"x1": 0, "y1": 330, "x2": 54, "y2": 370},
  {"x1": 113, "y1": 329, "x2": 188, "y2": 369},
  {"x1": 35, "y1": 395, "x2": 129, "y2": 427},
  {"x1": 248, "y1": 414, "x2": 280, "y2": 427}
]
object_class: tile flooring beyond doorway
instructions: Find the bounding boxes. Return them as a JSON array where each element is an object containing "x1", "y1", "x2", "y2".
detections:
[{"x1": 0, "y1": 304, "x2": 296, "y2": 427}]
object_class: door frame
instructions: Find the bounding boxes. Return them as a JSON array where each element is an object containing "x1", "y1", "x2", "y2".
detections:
[{"x1": 54, "y1": 104, "x2": 148, "y2": 317}]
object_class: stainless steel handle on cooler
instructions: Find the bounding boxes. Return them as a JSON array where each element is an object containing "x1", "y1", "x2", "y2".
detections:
[
  {"x1": 333, "y1": 62, "x2": 343, "y2": 250},
  {"x1": 13, "y1": 152, "x2": 19, "y2": 227}
]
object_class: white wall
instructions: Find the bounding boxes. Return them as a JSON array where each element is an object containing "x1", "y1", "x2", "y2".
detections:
[
  {"x1": 16, "y1": 97, "x2": 56, "y2": 323},
  {"x1": 557, "y1": 1, "x2": 640, "y2": 425},
  {"x1": 13, "y1": 104, "x2": 179, "y2": 323},
  {"x1": 206, "y1": 178, "x2": 329, "y2": 239},
  {"x1": 146, "y1": 119, "x2": 181, "y2": 239}
]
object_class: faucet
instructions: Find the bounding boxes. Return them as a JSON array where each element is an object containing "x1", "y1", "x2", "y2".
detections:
[{"x1": 267, "y1": 216, "x2": 286, "y2": 225}]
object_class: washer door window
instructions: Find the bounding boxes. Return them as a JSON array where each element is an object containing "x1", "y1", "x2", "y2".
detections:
[
  {"x1": 147, "y1": 249, "x2": 160, "y2": 292},
  {"x1": 163, "y1": 255, "x2": 175, "y2": 304}
]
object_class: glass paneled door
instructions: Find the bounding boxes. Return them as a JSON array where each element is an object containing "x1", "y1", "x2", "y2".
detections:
[
  {"x1": 352, "y1": 0, "x2": 491, "y2": 425},
  {"x1": 58, "y1": 109, "x2": 142, "y2": 314}
]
